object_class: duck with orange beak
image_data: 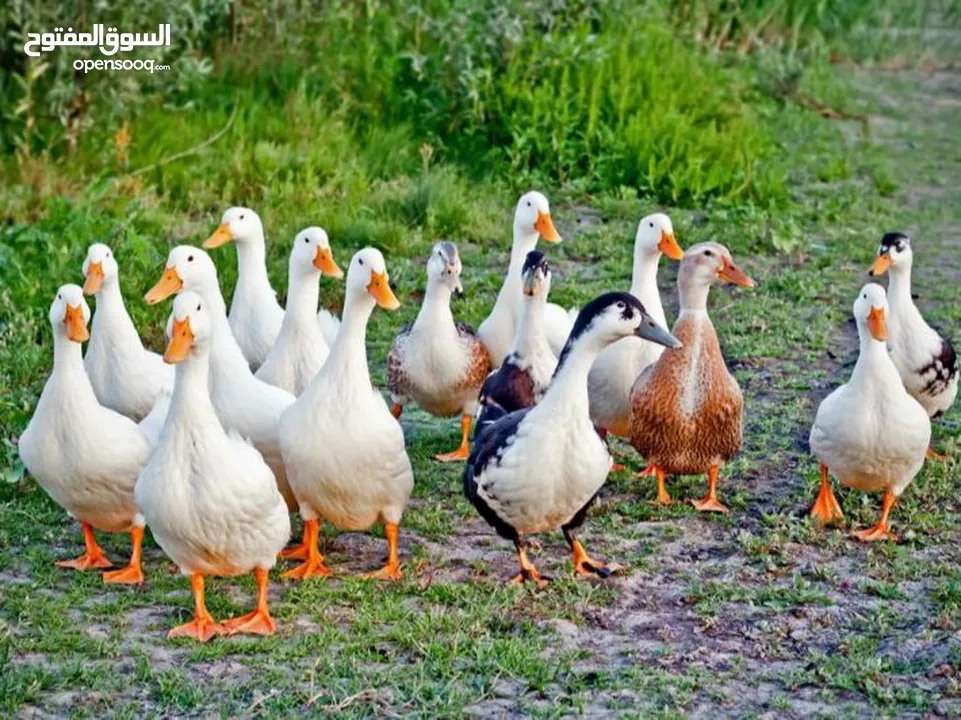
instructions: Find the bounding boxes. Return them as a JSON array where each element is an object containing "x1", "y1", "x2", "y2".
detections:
[
  {"x1": 135, "y1": 291, "x2": 290, "y2": 641},
  {"x1": 809, "y1": 284, "x2": 930, "y2": 541},
  {"x1": 478, "y1": 191, "x2": 577, "y2": 364},
  {"x1": 628, "y1": 243, "x2": 755, "y2": 512},
  {"x1": 279, "y1": 248, "x2": 414, "y2": 581},
  {"x1": 81, "y1": 243, "x2": 173, "y2": 422},
  {"x1": 19, "y1": 285, "x2": 152, "y2": 585},
  {"x1": 868, "y1": 232, "x2": 957, "y2": 459},
  {"x1": 255, "y1": 227, "x2": 344, "y2": 396}
]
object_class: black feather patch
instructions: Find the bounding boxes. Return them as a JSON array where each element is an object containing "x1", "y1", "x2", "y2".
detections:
[
  {"x1": 522, "y1": 250, "x2": 548, "y2": 275},
  {"x1": 475, "y1": 359, "x2": 537, "y2": 437},
  {"x1": 554, "y1": 292, "x2": 648, "y2": 374},
  {"x1": 879, "y1": 232, "x2": 909, "y2": 253},
  {"x1": 919, "y1": 336, "x2": 958, "y2": 398}
]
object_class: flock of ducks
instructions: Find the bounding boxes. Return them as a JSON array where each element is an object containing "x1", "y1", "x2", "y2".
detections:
[{"x1": 18, "y1": 193, "x2": 958, "y2": 640}]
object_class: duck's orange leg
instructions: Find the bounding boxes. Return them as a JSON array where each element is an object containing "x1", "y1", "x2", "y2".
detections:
[
  {"x1": 810, "y1": 464, "x2": 843, "y2": 525},
  {"x1": 851, "y1": 489, "x2": 897, "y2": 542},
  {"x1": 168, "y1": 573, "x2": 226, "y2": 642},
  {"x1": 926, "y1": 446, "x2": 946, "y2": 461},
  {"x1": 634, "y1": 465, "x2": 657, "y2": 478},
  {"x1": 362, "y1": 522, "x2": 403, "y2": 581},
  {"x1": 652, "y1": 466, "x2": 672, "y2": 505},
  {"x1": 223, "y1": 567, "x2": 276, "y2": 636},
  {"x1": 281, "y1": 519, "x2": 333, "y2": 580},
  {"x1": 508, "y1": 536, "x2": 550, "y2": 588},
  {"x1": 563, "y1": 528, "x2": 620, "y2": 578},
  {"x1": 278, "y1": 522, "x2": 310, "y2": 560},
  {"x1": 435, "y1": 414, "x2": 472, "y2": 462},
  {"x1": 391, "y1": 403, "x2": 403, "y2": 420},
  {"x1": 57, "y1": 521, "x2": 113, "y2": 571},
  {"x1": 103, "y1": 526, "x2": 145, "y2": 584},
  {"x1": 691, "y1": 466, "x2": 729, "y2": 513}
]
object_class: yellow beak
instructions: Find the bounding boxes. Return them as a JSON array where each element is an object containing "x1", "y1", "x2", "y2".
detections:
[
  {"x1": 164, "y1": 316, "x2": 195, "y2": 363},
  {"x1": 83, "y1": 261, "x2": 104, "y2": 295},
  {"x1": 145, "y1": 267, "x2": 184, "y2": 304},
  {"x1": 869, "y1": 253, "x2": 892, "y2": 277},
  {"x1": 717, "y1": 259, "x2": 755, "y2": 288},
  {"x1": 658, "y1": 230, "x2": 684, "y2": 260},
  {"x1": 313, "y1": 246, "x2": 344, "y2": 278},
  {"x1": 64, "y1": 303, "x2": 89, "y2": 343},
  {"x1": 367, "y1": 270, "x2": 401, "y2": 310},
  {"x1": 867, "y1": 305, "x2": 888, "y2": 341},
  {"x1": 203, "y1": 223, "x2": 234, "y2": 249},
  {"x1": 534, "y1": 211, "x2": 562, "y2": 244}
]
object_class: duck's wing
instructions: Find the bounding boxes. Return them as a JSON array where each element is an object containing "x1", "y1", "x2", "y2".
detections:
[
  {"x1": 386, "y1": 324, "x2": 413, "y2": 398},
  {"x1": 918, "y1": 335, "x2": 958, "y2": 411},
  {"x1": 475, "y1": 361, "x2": 536, "y2": 437},
  {"x1": 456, "y1": 322, "x2": 493, "y2": 389}
]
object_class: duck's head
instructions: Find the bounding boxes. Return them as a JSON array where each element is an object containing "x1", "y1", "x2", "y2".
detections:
[
  {"x1": 854, "y1": 283, "x2": 888, "y2": 342},
  {"x1": 204, "y1": 206, "x2": 264, "y2": 249},
  {"x1": 346, "y1": 247, "x2": 400, "y2": 310},
  {"x1": 681, "y1": 242, "x2": 754, "y2": 289},
  {"x1": 145, "y1": 246, "x2": 218, "y2": 304},
  {"x1": 514, "y1": 191, "x2": 561, "y2": 244},
  {"x1": 50, "y1": 284, "x2": 90, "y2": 343},
  {"x1": 427, "y1": 241, "x2": 463, "y2": 296},
  {"x1": 163, "y1": 291, "x2": 214, "y2": 363},
  {"x1": 521, "y1": 250, "x2": 551, "y2": 299},
  {"x1": 82, "y1": 243, "x2": 119, "y2": 295},
  {"x1": 869, "y1": 232, "x2": 911, "y2": 277},
  {"x1": 291, "y1": 227, "x2": 343, "y2": 279},
  {"x1": 636, "y1": 213, "x2": 683, "y2": 261},
  {"x1": 560, "y1": 292, "x2": 680, "y2": 363}
]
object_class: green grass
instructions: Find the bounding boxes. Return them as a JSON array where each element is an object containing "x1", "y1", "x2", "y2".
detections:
[{"x1": 1, "y1": 0, "x2": 960, "y2": 716}]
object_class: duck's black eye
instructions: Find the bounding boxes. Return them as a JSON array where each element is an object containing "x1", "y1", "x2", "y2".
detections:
[
  {"x1": 526, "y1": 201, "x2": 531, "y2": 207},
  {"x1": 304, "y1": 237, "x2": 309, "y2": 243},
  {"x1": 58, "y1": 294, "x2": 62, "y2": 300},
  {"x1": 704, "y1": 250, "x2": 713, "y2": 257},
  {"x1": 188, "y1": 255, "x2": 194, "y2": 262},
  {"x1": 649, "y1": 222, "x2": 654, "y2": 228},
  {"x1": 239, "y1": 214, "x2": 245, "y2": 221},
  {"x1": 358, "y1": 258, "x2": 364, "y2": 266},
  {"x1": 196, "y1": 303, "x2": 201, "y2": 311},
  {"x1": 616, "y1": 302, "x2": 625, "y2": 309}
]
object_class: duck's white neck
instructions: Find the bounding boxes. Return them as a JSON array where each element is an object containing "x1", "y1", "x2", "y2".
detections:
[
  {"x1": 545, "y1": 332, "x2": 610, "y2": 413},
  {"x1": 169, "y1": 347, "x2": 217, "y2": 428},
  {"x1": 90, "y1": 279, "x2": 143, "y2": 347},
  {"x1": 192, "y1": 281, "x2": 248, "y2": 375},
  {"x1": 413, "y1": 281, "x2": 454, "y2": 332},
  {"x1": 678, "y1": 273, "x2": 712, "y2": 314},
  {"x1": 851, "y1": 323, "x2": 899, "y2": 389},
  {"x1": 286, "y1": 268, "x2": 321, "y2": 326},
  {"x1": 509, "y1": 294, "x2": 548, "y2": 358},
  {"x1": 235, "y1": 237, "x2": 275, "y2": 298},
  {"x1": 886, "y1": 264, "x2": 914, "y2": 307},
  {"x1": 496, "y1": 228, "x2": 539, "y2": 310},
  {"x1": 53, "y1": 332, "x2": 87, "y2": 377},
  {"x1": 630, "y1": 250, "x2": 666, "y2": 326},
  {"x1": 324, "y1": 290, "x2": 374, "y2": 380}
]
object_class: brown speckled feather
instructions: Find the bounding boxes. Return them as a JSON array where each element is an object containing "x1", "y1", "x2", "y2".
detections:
[
  {"x1": 386, "y1": 324, "x2": 413, "y2": 398},
  {"x1": 629, "y1": 313, "x2": 743, "y2": 475},
  {"x1": 456, "y1": 322, "x2": 493, "y2": 394}
]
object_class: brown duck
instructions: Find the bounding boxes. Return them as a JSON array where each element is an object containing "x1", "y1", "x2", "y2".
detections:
[{"x1": 628, "y1": 242, "x2": 754, "y2": 512}]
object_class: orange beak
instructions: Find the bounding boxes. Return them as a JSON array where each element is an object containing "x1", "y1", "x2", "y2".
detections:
[
  {"x1": 163, "y1": 316, "x2": 195, "y2": 363},
  {"x1": 145, "y1": 267, "x2": 184, "y2": 305},
  {"x1": 64, "y1": 303, "x2": 89, "y2": 343},
  {"x1": 869, "y1": 253, "x2": 892, "y2": 277},
  {"x1": 313, "y1": 246, "x2": 344, "y2": 278},
  {"x1": 367, "y1": 270, "x2": 401, "y2": 310},
  {"x1": 867, "y1": 305, "x2": 888, "y2": 341},
  {"x1": 534, "y1": 211, "x2": 562, "y2": 244},
  {"x1": 717, "y1": 258, "x2": 755, "y2": 288},
  {"x1": 658, "y1": 230, "x2": 684, "y2": 260},
  {"x1": 203, "y1": 223, "x2": 234, "y2": 249},
  {"x1": 83, "y1": 261, "x2": 104, "y2": 295}
]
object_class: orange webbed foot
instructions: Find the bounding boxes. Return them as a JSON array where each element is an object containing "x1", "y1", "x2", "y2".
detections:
[
  {"x1": 851, "y1": 525, "x2": 896, "y2": 543},
  {"x1": 57, "y1": 551, "x2": 114, "y2": 571},
  {"x1": 361, "y1": 562, "x2": 403, "y2": 582},
  {"x1": 102, "y1": 564, "x2": 144, "y2": 585},
  {"x1": 278, "y1": 543, "x2": 308, "y2": 560},
  {"x1": 168, "y1": 614, "x2": 226, "y2": 643},
  {"x1": 926, "y1": 446, "x2": 946, "y2": 462},
  {"x1": 691, "y1": 496, "x2": 730, "y2": 513},
  {"x1": 434, "y1": 446, "x2": 470, "y2": 463},
  {"x1": 508, "y1": 567, "x2": 550, "y2": 589},
  {"x1": 281, "y1": 557, "x2": 334, "y2": 581},
  {"x1": 610, "y1": 462, "x2": 627, "y2": 473},
  {"x1": 223, "y1": 609, "x2": 276, "y2": 636}
]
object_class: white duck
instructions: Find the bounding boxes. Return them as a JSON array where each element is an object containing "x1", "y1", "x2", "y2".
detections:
[
  {"x1": 869, "y1": 232, "x2": 957, "y2": 456},
  {"x1": 144, "y1": 246, "x2": 297, "y2": 510},
  {"x1": 279, "y1": 248, "x2": 413, "y2": 581},
  {"x1": 387, "y1": 241, "x2": 491, "y2": 461},
  {"x1": 136, "y1": 292, "x2": 290, "y2": 641},
  {"x1": 809, "y1": 283, "x2": 930, "y2": 541},
  {"x1": 255, "y1": 227, "x2": 343, "y2": 396},
  {"x1": 81, "y1": 243, "x2": 173, "y2": 421},
  {"x1": 477, "y1": 191, "x2": 575, "y2": 364},
  {"x1": 587, "y1": 214, "x2": 683, "y2": 437},
  {"x1": 464, "y1": 292, "x2": 679, "y2": 585},
  {"x1": 19, "y1": 284, "x2": 151, "y2": 584}
]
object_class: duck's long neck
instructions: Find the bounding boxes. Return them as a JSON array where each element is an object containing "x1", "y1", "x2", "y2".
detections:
[
  {"x1": 678, "y1": 273, "x2": 711, "y2": 316},
  {"x1": 235, "y1": 237, "x2": 275, "y2": 298},
  {"x1": 90, "y1": 280, "x2": 144, "y2": 353},
  {"x1": 885, "y1": 266, "x2": 917, "y2": 321},
  {"x1": 169, "y1": 349, "x2": 217, "y2": 428},
  {"x1": 53, "y1": 332, "x2": 88, "y2": 380},
  {"x1": 196, "y1": 281, "x2": 249, "y2": 375},
  {"x1": 413, "y1": 282, "x2": 454, "y2": 332},
  {"x1": 325, "y1": 291, "x2": 374, "y2": 380},
  {"x1": 546, "y1": 334, "x2": 608, "y2": 413},
  {"x1": 850, "y1": 325, "x2": 898, "y2": 389},
  {"x1": 286, "y1": 268, "x2": 321, "y2": 327},
  {"x1": 497, "y1": 228, "x2": 538, "y2": 311},
  {"x1": 630, "y1": 252, "x2": 666, "y2": 327},
  {"x1": 509, "y1": 295, "x2": 547, "y2": 357}
]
